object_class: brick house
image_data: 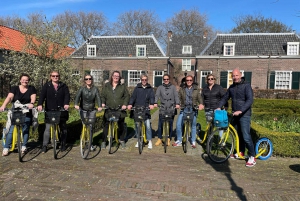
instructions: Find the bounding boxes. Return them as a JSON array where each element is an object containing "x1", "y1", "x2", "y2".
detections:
[
  {"x1": 70, "y1": 35, "x2": 169, "y2": 87},
  {"x1": 167, "y1": 31, "x2": 208, "y2": 87},
  {"x1": 196, "y1": 33, "x2": 300, "y2": 90}
]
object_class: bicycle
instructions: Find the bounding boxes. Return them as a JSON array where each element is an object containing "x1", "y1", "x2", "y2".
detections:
[
  {"x1": 43, "y1": 107, "x2": 67, "y2": 159},
  {"x1": 206, "y1": 113, "x2": 273, "y2": 163},
  {"x1": 132, "y1": 106, "x2": 149, "y2": 154},
  {"x1": 2, "y1": 107, "x2": 27, "y2": 162},
  {"x1": 181, "y1": 106, "x2": 199, "y2": 153},
  {"x1": 196, "y1": 109, "x2": 219, "y2": 145},
  {"x1": 104, "y1": 106, "x2": 123, "y2": 154},
  {"x1": 159, "y1": 105, "x2": 174, "y2": 153},
  {"x1": 79, "y1": 109, "x2": 98, "y2": 159}
]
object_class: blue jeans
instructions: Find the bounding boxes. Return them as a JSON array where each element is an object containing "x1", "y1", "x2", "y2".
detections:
[
  {"x1": 157, "y1": 115, "x2": 173, "y2": 139},
  {"x1": 135, "y1": 119, "x2": 152, "y2": 141},
  {"x1": 231, "y1": 115, "x2": 255, "y2": 157},
  {"x1": 176, "y1": 108, "x2": 197, "y2": 143},
  {"x1": 4, "y1": 116, "x2": 31, "y2": 149}
]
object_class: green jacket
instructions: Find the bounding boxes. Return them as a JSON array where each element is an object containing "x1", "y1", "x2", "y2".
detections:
[
  {"x1": 178, "y1": 84, "x2": 203, "y2": 108},
  {"x1": 101, "y1": 82, "x2": 129, "y2": 118},
  {"x1": 74, "y1": 86, "x2": 101, "y2": 111}
]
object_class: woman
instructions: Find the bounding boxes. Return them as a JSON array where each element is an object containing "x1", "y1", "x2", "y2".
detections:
[
  {"x1": 74, "y1": 74, "x2": 102, "y2": 147},
  {"x1": 101, "y1": 71, "x2": 129, "y2": 149},
  {"x1": 37, "y1": 71, "x2": 70, "y2": 153},
  {"x1": 173, "y1": 75, "x2": 203, "y2": 148},
  {"x1": 154, "y1": 74, "x2": 180, "y2": 146},
  {"x1": 0, "y1": 73, "x2": 37, "y2": 156}
]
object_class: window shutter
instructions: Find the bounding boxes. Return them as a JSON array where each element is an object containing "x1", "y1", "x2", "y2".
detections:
[
  {"x1": 220, "y1": 71, "x2": 228, "y2": 88},
  {"x1": 269, "y1": 71, "x2": 275, "y2": 89},
  {"x1": 84, "y1": 70, "x2": 91, "y2": 75},
  {"x1": 191, "y1": 65, "x2": 194, "y2": 71},
  {"x1": 122, "y1": 70, "x2": 128, "y2": 86},
  {"x1": 103, "y1": 70, "x2": 110, "y2": 81},
  {"x1": 292, "y1": 72, "x2": 300, "y2": 90},
  {"x1": 244, "y1": 72, "x2": 252, "y2": 85}
]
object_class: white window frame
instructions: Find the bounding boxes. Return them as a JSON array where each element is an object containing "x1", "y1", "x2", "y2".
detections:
[
  {"x1": 128, "y1": 70, "x2": 144, "y2": 86},
  {"x1": 223, "y1": 43, "x2": 235, "y2": 56},
  {"x1": 136, "y1": 45, "x2": 146, "y2": 57},
  {"x1": 287, "y1": 42, "x2": 299, "y2": 55},
  {"x1": 200, "y1": 70, "x2": 212, "y2": 88},
  {"x1": 182, "y1": 45, "x2": 192, "y2": 54},
  {"x1": 72, "y1": 70, "x2": 80, "y2": 76},
  {"x1": 90, "y1": 69, "x2": 102, "y2": 85},
  {"x1": 274, "y1": 71, "x2": 292, "y2": 89},
  {"x1": 227, "y1": 70, "x2": 244, "y2": 88},
  {"x1": 182, "y1": 59, "x2": 191, "y2": 71},
  {"x1": 87, "y1": 45, "x2": 96, "y2": 57}
]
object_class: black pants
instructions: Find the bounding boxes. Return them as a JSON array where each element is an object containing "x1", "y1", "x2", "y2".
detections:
[{"x1": 102, "y1": 118, "x2": 125, "y2": 142}]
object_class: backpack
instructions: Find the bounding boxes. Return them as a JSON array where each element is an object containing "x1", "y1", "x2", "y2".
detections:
[{"x1": 214, "y1": 110, "x2": 228, "y2": 128}]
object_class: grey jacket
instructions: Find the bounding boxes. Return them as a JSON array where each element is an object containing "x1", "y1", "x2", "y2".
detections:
[{"x1": 154, "y1": 83, "x2": 180, "y2": 114}]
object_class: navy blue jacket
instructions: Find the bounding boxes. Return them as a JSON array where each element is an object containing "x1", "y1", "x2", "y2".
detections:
[
  {"x1": 218, "y1": 79, "x2": 253, "y2": 116},
  {"x1": 129, "y1": 83, "x2": 155, "y2": 118}
]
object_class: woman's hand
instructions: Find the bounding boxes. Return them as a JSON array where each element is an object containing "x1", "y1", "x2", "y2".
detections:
[{"x1": 74, "y1": 105, "x2": 80, "y2": 110}]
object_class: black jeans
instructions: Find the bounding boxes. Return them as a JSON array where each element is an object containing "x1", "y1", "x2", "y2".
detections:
[{"x1": 102, "y1": 118, "x2": 125, "y2": 142}]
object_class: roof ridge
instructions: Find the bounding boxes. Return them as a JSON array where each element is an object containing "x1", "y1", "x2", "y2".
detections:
[
  {"x1": 217, "y1": 33, "x2": 296, "y2": 36},
  {"x1": 91, "y1": 35, "x2": 155, "y2": 39}
]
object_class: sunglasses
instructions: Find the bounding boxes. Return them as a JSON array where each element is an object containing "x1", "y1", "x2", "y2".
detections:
[
  {"x1": 207, "y1": 78, "x2": 215, "y2": 81},
  {"x1": 51, "y1": 75, "x2": 59, "y2": 78},
  {"x1": 163, "y1": 79, "x2": 169, "y2": 81},
  {"x1": 186, "y1": 79, "x2": 193, "y2": 82},
  {"x1": 85, "y1": 78, "x2": 92, "y2": 80},
  {"x1": 141, "y1": 79, "x2": 147, "y2": 81}
]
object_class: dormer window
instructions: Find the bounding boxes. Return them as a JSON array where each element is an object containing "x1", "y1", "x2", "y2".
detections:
[
  {"x1": 87, "y1": 45, "x2": 96, "y2": 57},
  {"x1": 136, "y1": 45, "x2": 146, "y2": 57},
  {"x1": 182, "y1": 45, "x2": 192, "y2": 54},
  {"x1": 287, "y1": 42, "x2": 299, "y2": 55},
  {"x1": 223, "y1": 43, "x2": 235, "y2": 56}
]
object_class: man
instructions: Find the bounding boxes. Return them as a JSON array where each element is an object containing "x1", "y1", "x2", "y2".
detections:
[
  {"x1": 172, "y1": 75, "x2": 203, "y2": 148},
  {"x1": 217, "y1": 68, "x2": 255, "y2": 167},
  {"x1": 127, "y1": 74, "x2": 155, "y2": 149}
]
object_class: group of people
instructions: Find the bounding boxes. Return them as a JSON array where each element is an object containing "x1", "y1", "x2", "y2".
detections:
[{"x1": 0, "y1": 68, "x2": 256, "y2": 167}]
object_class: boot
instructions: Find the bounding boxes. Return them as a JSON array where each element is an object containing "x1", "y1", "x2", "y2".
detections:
[
  {"x1": 155, "y1": 138, "x2": 162, "y2": 146},
  {"x1": 60, "y1": 141, "x2": 66, "y2": 152},
  {"x1": 167, "y1": 138, "x2": 170, "y2": 146}
]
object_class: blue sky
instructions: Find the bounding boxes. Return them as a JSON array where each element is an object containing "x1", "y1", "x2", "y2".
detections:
[{"x1": 1, "y1": 0, "x2": 300, "y2": 33}]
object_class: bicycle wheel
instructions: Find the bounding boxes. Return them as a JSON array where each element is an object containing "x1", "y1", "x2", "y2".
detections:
[
  {"x1": 163, "y1": 121, "x2": 169, "y2": 153},
  {"x1": 17, "y1": 126, "x2": 23, "y2": 162},
  {"x1": 182, "y1": 122, "x2": 189, "y2": 153},
  {"x1": 80, "y1": 125, "x2": 92, "y2": 159},
  {"x1": 206, "y1": 128, "x2": 234, "y2": 163},
  {"x1": 108, "y1": 122, "x2": 119, "y2": 154},
  {"x1": 136, "y1": 122, "x2": 143, "y2": 154},
  {"x1": 255, "y1": 137, "x2": 273, "y2": 160},
  {"x1": 52, "y1": 125, "x2": 58, "y2": 159}
]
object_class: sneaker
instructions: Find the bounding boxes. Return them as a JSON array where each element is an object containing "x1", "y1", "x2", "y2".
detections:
[
  {"x1": 21, "y1": 146, "x2": 27, "y2": 154},
  {"x1": 101, "y1": 142, "x2": 106, "y2": 149},
  {"x1": 230, "y1": 152, "x2": 245, "y2": 159},
  {"x1": 120, "y1": 141, "x2": 126, "y2": 149},
  {"x1": 135, "y1": 142, "x2": 139, "y2": 148},
  {"x1": 148, "y1": 140, "x2": 152, "y2": 149},
  {"x1": 191, "y1": 141, "x2": 196, "y2": 149},
  {"x1": 172, "y1": 141, "x2": 182, "y2": 147},
  {"x1": 2, "y1": 148, "x2": 9, "y2": 156},
  {"x1": 155, "y1": 139, "x2": 162, "y2": 146},
  {"x1": 90, "y1": 145, "x2": 97, "y2": 151},
  {"x1": 245, "y1": 156, "x2": 256, "y2": 167},
  {"x1": 167, "y1": 138, "x2": 170, "y2": 146},
  {"x1": 41, "y1": 146, "x2": 47, "y2": 153}
]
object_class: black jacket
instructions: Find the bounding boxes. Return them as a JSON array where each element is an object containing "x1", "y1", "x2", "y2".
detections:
[
  {"x1": 38, "y1": 81, "x2": 70, "y2": 111},
  {"x1": 218, "y1": 79, "x2": 253, "y2": 116},
  {"x1": 74, "y1": 86, "x2": 101, "y2": 111},
  {"x1": 202, "y1": 84, "x2": 226, "y2": 110}
]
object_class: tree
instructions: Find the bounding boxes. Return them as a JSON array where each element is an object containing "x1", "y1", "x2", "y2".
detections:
[
  {"x1": 52, "y1": 11, "x2": 110, "y2": 48},
  {"x1": 0, "y1": 19, "x2": 80, "y2": 95},
  {"x1": 231, "y1": 14, "x2": 293, "y2": 33},
  {"x1": 164, "y1": 8, "x2": 213, "y2": 37}
]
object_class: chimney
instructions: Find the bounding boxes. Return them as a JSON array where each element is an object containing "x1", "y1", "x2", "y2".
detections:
[
  {"x1": 168, "y1": 31, "x2": 172, "y2": 40},
  {"x1": 203, "y1": 30, "x2": 208, "y2": 39}
]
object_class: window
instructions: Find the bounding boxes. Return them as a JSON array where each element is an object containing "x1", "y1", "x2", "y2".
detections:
[
  {"x1": 87, "y1": 45, "x2": 96, "y2": 57},
  {"x1": 223, "y1": 43, "x2": 235, "y2": 56},
  {"x1": 182, "y1": 59, "x2": 191, "y2": 71},
  {"x1": 136, "y1": 45, "x2": 146, "y2": 57},
  {"x1": 274, "y1": 71, "x2": 292, "y2": 89},
  {"x1": 127, "y1": 70, "x2": 146, "y2": 86},
  {"x1": 72, "y1": 70, "x2": 80, "y2": 76},
  {"x1": 182, "y1": 45, "x2": 192, "y2": 54},
  {"x1": 287, "y1": 42, "x2": 299, "y2": 55},
  {"x1": 90, "y1": 69, "x2": 102, "y2": 85},
  {"x1": 200, "y1": 71, "x2": 212, "y2": 88}
]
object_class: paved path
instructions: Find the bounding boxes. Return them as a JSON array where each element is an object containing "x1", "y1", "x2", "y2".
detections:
[{"x1": 1, "y1": 110, "x2": 300, "y2": 201}]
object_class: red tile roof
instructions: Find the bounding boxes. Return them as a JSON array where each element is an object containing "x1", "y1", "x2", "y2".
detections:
[{"x1": 0, "y1": 25, "x2": 75, "y2": 58}]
